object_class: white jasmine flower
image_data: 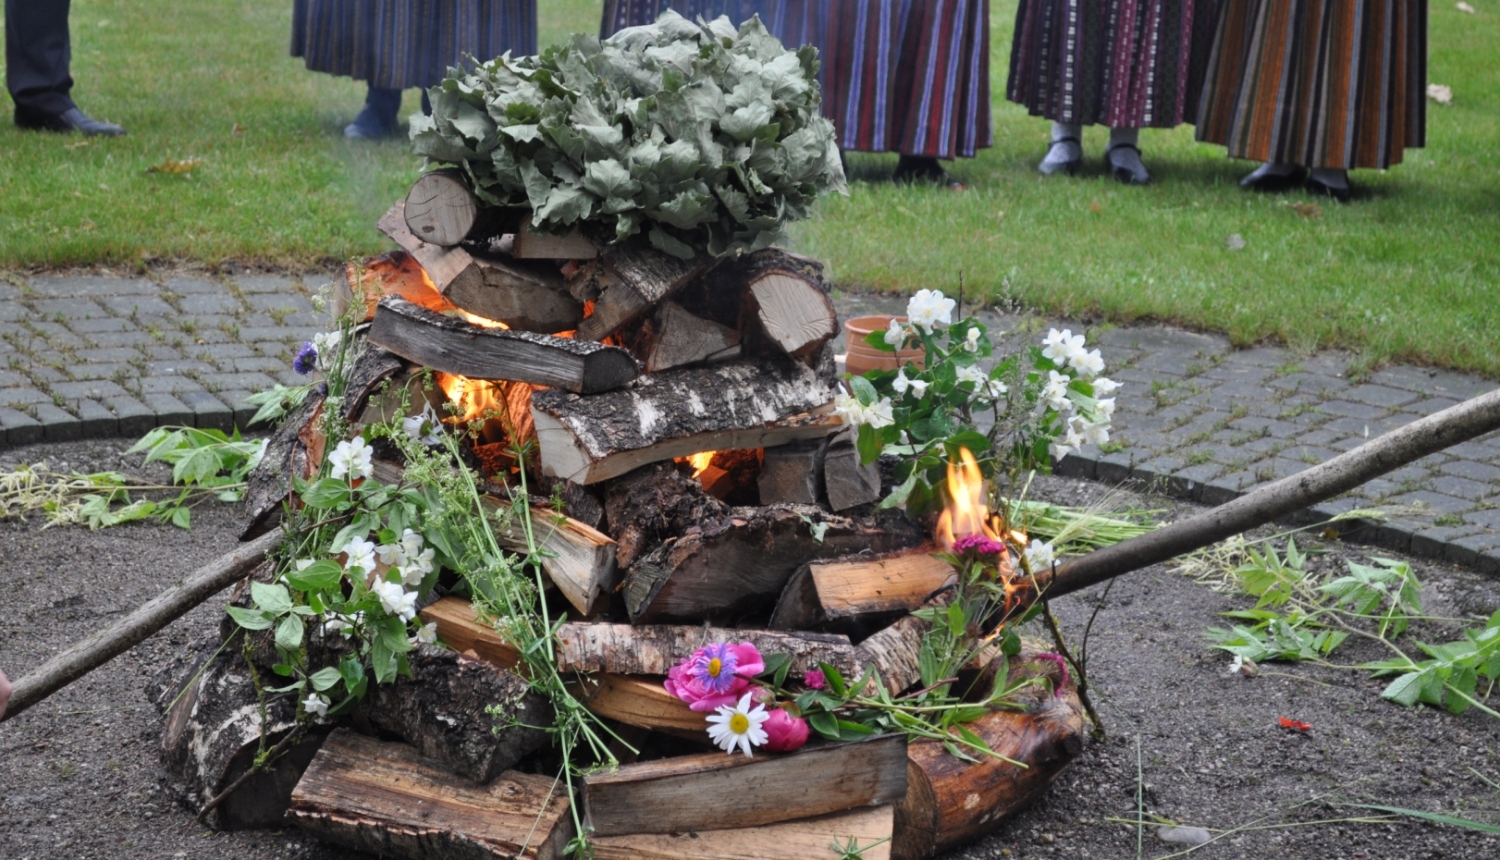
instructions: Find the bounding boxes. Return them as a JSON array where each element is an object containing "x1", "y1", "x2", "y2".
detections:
[
  {"x1": 1042, "y1": 370, "x2": 1073, "y2": 412},
  {"x1": 963, "y1": 327, "x2": 981, "y2": 352},
  {"x1": 340, "y1": 536, "x2": 377, "y2": 575},
  {"x1": 1069, "y1": 348, "x2": 1105, "y2": 378},
  {"x1": 1092, "y1": 377, "x2": 1121, "y2": 395},
  {"x1": 328, "y1": 436, "x2": 373, "y2": 482},
  {"x1": 402, "y1": 405, "x2": 443, "y2": 446},
  {"x1": 1226, "y1": 655, "x2": 1258, "y2": 676},
  {"x1": 906, "y1": 289, "x2": 955, "y2": 332},
  {"x1": 372, "y1": 577, "x2": 420, "y2": 622},
  {"x1": 834, "y1": 394, "x2": 867, "y2": 426},
  {"x1": 323, "y1": 611, "x2": 364, "y2": 637},
  {"x1": 1041, "y1": 328, "x2": 1085, "y2": 364},
  {"x1": 834, "y1": 394, "x2": 894, "y2": 429},
  {"x1": 1064, "y1": 427, "x2": 1086, "y2": 450},
  {"x1": 1079, "y1": 420, "x2": 1111, "y2": 446},
  {"x1": 1024, "y1": 539, "x2": 1057, "y2": 571},
  {"x1": 303, "y1": 693, "x2": 330, "y2": 718},
  {"x1": 982, "y1": 378, "x2": 1008, "y2": 400},
  {"x1": 1049, "y1": 440, "x2": 1074, "y2": 461},
  {"x1": 399, "y1": 529, "x2": 425, "y2": 558},
  {"x1": 882, "y1": 318, "x2": 910, "y2": 348},
  {"x1": 864, "y1": 397, "x2": 895, "y2": 429},
  {"x1": 894, "y1": 370, "x2": 930, "y2": 399},
  {"x1": 955, "y1": 364, "x2": 987, "y2": 388},
  {"x1": 706, "y1": 692, "x2": 771, "y2": 757},
  {"x1": 1096, "y1": 398, "x2": 1117, "y2": 420},
  {"x1": 411, "y1": 621, "x2": 439, "y2": 647}
]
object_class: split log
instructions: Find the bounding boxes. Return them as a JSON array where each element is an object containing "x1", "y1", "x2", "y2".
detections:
[
  {"x1": 823, "y1": 434, "x2": 882, "y2": 511},
  {"x1": 739, "y1": 249, "x2": 837, "y2": 360},
  {"x1": 531, "y1": 357, "x2": 839, "y2": 485},
  {"x1": 512, "y1": 213, "x2": 599, "y2": 259},
  {"x1": 583, "y1": 733, "x2": 908, "y2": 837},
  {"x1": 379, "y1": 201, "x2": 583, "y2": 333},
  {"x1": 369, "y1": 296, "x2": 639, "y2": 395},
  {"x1": 854, "y1": 592, "x2": 953, "y2": 696},
  {"x1": 770, "y1": 547, "x2": 955, "y2": 635},
  {"x1": 640, "y1": 301, "x2": 743, "y2": 373},
  {"x1": 574, "y1": 674, "x2": 707, "y2": 738},
  {"x1": 240, "y1": 391, "x2": 324, "y2": 540},
  {"x1": 361, "y1": 645, "x2": 550, "y2": 784},
  {"x1": 556, "y1": 623, "x2": 861, "y2": 678},
  {"x1": 623, "y1": 504, "x2": 925, "y2": 624},
  {"x1": 289, "y1": 729, "x2": 574, "y2": 860},
  {"x1": 160, "y1": 646, "x2": 329, "y2": 830},
  {"x1": 3, "y1": 528, "x2": 282, "y2": 723},
  {"x1": 603, "y1": 461, "x2": 728, "y2": 570},
  {"x1": 592, "y1": 805, "x2": 894, "y2": 860},
  {"x1": 402, "y1": 169, "x2": 526, "y2": 246},
  {"x1": 418, "y1": 596, "x2": 522, "y2": 671},
  {"x1": 893, "y1": 692, "x2": 1086, "y2": 860},
  {"x1": 485, "y1": 496, "x2": 618, "y2": 618},
  {"x1": 757, "y1": 438, "x2": 827, "y2": 505},
  {"x1": 577, "y1": 237, "x2": 714, "y2": 341}
]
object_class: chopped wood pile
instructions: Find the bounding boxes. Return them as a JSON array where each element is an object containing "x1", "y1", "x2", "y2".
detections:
[{"x1": 164, "y1": 178, "x2": 1088, "y2": 860}]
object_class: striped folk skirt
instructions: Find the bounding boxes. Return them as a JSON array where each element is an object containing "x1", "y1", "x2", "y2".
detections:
[
  {"x1": 601, "y1": 1, "x2": 993, "y2": 160},
  {"x1": 1195, "y1": 0, "x2": 1426, "y2": 170},
  {"x1": 1006, "y1": 0, "x2": 1222, "y2": 129},
  {"x1": 291, "y1": 0, "x2": 538, "y2": 90}
]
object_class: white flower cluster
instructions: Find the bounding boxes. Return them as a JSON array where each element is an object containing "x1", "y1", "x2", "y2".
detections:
[
  {"x1": 905, "y1": 289, "x2": 956, "y2": 332},
  {"x1": 372, "y1": 577, "x2": 420, "y2": 622},
  {"x1": 892, "y1": 369, "x2": 928, "y2": 399},
  {"x1": 1038, "y1": 329, "x2": 1121, "y2": 462},
  {"x1": 377, "y1": 528, "x2": 436, "y2": 587},
  {"x1": 956, "y1": 364, "x2": 1007, "y2": 402},
  {"x1": 311, "y1": 331, "x2": 343, "y2": 374},
  {"x1": 834, "y1": 393, "x2": 894, "y2": 429},
  {"x1": 329, "y1": 436, "x2": 374, "y2": 482}
]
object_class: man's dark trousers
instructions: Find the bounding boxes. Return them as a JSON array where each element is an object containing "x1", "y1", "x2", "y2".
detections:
[{"x1": 5, "y1": 0, "x2": 75, "y2": 117}]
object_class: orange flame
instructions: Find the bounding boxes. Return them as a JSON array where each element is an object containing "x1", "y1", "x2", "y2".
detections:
[
  {"x1": 459, "y1": 310, "x2": 509, "y2": 330},
  {"x1": 935, "y1": 447, "x2": 1000, "y2": 552},
  {"x1": 436, "y1": 372, "x2": 505, "y2": 425},
  {"x1": 677, "y1": 451, "x2": 717, "y2": 478}
]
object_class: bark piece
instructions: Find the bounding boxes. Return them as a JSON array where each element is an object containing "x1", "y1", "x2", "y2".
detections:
[
  {"x1": 592, "y1": 805, "x2": 894, "y2": 860},
  {"x1": 740, "y1": 249, "x2": 837, "y2": 360},
  {"x1": 240, "y1": 391, "x2": 324, "y2": 540},
  {"x1": 160, "y1": 645, "x2": 328, "y2": 830},
  {"x1": 403, "y1": 169, "x2": 526, "y2": 246},
  {"x1": 289, "y1": 729, "x2": 574, "y2": 860},
  {"x1": 584, "y1": 733, "x2": 908, "y2": 836},
  {"x1": 640, "y1": 301, "x2": 743, "y2": 373},
  {"x1": 361, "y1": 645, "x2": 550, "y2": 784},
  {"x1": 574, "y1": 673, "x2": 707, "y2": 738},
  {"x1": 757, "y1": 437, "x2": 828, "y2": 505},
  {"x1": 531, "y1": 357, "x2": 839, "y2": 485},
  {"x1": 339, "y1": 343, "x2": 408, "y2": 422},
  {"x1": 369, "y1": 296, "x2": 639, "y2": 394},
  {"x1": 824, "y1": 435, "x2": 881, "y2": 511},
  {"x1": 577, "y1": 237, "x2": 714, "y2": 341},
  {"x1": 602, "y1": 461, "x2": 728, "y2": 570},
  {"x1": 623, "y1": 505, "x2": 925, "y2": 624},
  {"x1": 893, "y1": 693, "x2": 1086, "y2": 860},
  {"x1": 512, "y1": 213, "x2": 599, "y2": 259},
  {"x1": 417, "y1": 596, "x2": 523, "y2": 671},
  {"x1": 769, "y1": 547, "x2": 955, "y2": 635},
  {"x1": 556, "y1": 623, "x2": 861, "y2": 678}
]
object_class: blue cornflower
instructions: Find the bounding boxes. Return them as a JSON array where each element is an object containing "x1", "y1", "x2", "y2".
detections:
[{"x1": 292, "y1": 341, "x2": 317, "y2": 375}]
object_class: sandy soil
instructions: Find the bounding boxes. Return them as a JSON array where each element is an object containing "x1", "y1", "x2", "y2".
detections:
[{"x1": 2, "y1": 437, "x2": 1498, "y2": 860}]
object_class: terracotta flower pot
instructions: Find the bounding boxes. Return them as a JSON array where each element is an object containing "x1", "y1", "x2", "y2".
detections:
[{"x1": 844, "y1": 315, "x2": 925, "y2": 377}]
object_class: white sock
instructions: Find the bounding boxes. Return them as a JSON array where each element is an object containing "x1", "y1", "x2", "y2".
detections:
[
  {"x1": 1051, "y1": 121, "x2": 1082, "y2": 143},
  {"x1": 1108, "y1": 127, "x2": 1139, "y2": 150}
]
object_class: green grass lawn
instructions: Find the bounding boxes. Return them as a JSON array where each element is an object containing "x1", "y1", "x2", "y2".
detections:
[{"x1": 2, "y1": 1, "x2": 1497, "y2": 376}]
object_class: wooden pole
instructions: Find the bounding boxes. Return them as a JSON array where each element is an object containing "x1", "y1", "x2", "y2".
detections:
[
  {"x1": 1038, "y1": 388, "x2": 1500, "y2": 599},
  {"x1": 2, "y1": 527, "x2": 283, "y2": 723}
]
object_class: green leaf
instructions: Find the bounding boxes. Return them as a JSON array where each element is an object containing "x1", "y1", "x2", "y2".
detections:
[
  {"x1": 806, "y1": 711, "x2": 840, "y2": 740},
  {"x1": 250, "y1": 581, "x2": 293, "y2": 615},
  {"x1": 759, "y1": 652, "x2": 790, "y2": 680},
  {"x1": 849, "y1": 375, "x2": 878, "y2": 406},
  {"x1": 339, "y1": 655, "x2": 366, "y2": 691},
  {"x1": 285, "y1": 559, "x2": 344, "y2": 593},
  {"x1": 1342, "y1": 804, "x2": 1500, "y2": 836},
  {"x1": 1382, "y1": 671, "x2": 1425, "y2": 706},
  {"x1": 835, "y1": 719, "x2": 875, "y2": 737},
  {"x1": 818, "y1": 662, "x2": 847, "y2": 698},
  {"x1": 226, "y1": 605, "x2": 274, "y2": 631},
  {"x1": 275, "y1": 614, "x2": 305, "y2": 651},
  {"x1": 308, "y1": 666, "x2": 343, "y2": 692},
  {"x1": 301, "y1": 478, "x2": 350, "y2": 509}
]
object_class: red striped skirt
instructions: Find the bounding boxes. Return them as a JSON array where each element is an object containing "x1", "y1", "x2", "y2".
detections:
[{"x1": 1195, "y1": 0, "x2": 1427, "y2": 169}]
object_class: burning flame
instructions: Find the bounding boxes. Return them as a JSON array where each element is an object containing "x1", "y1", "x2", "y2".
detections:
[
  {"x1": 679, "y1": 451, "x2": 717, "y2": 478},
  {"x1": 460, "y1": 310, "x2": 508, "y2": 330},
  {"x1": 936, "y1": 448, "x2": 1001, "y2": 552},
  {"x1": 437, "y1": 373, "x2": 505, "y2": 425}
]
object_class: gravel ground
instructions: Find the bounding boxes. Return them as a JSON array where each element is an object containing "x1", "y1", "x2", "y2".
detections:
[{"x1": 2, "y1": 438, "x2": 1499, "y2": 860}]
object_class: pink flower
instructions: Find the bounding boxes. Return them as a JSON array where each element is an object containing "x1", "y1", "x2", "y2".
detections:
[
  {"x1": 803, "y1": 669, "x2": 826, "y2": 690},
  {"x1": 761, "y1": 707, "x2": 810, "y2": 753},
  {"x1": 663, "y1": 642, "x2": 766, "y2": 712},
  {"x1": 1035, "y1": 652, "x2": 1070, "y2": 697},
  {"x1": 953, "y1": 533, "x2": 1007, "y2": 556}
]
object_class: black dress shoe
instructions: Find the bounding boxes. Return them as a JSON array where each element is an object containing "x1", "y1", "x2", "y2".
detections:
[
  {"x1": 1239, "y1": 163, "x2": 1307, "y2": 192},
  {"x1": 1305, "y1": 172, "x2": 1354, "y2": 203},
  {"x1": 893, "y1": 155, "x2": 966, "y2": 189},
  {"x1": 15, "y1": 106, "x2": 125, "y2": 136}
]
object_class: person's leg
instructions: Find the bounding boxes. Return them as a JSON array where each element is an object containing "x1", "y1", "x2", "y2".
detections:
[
  {"x1": 6, "y1": 0, "x2": 74, "y2": 117},
  {"x1": 344, "y1": 84, "x2": 403, "y2": 139},
  {"x1": 1104, "y1": 127, "x2": 1148, "y2": 184},
  {"x1": 1038, "y1": 121, "x2": 1082, "y2": 175}
]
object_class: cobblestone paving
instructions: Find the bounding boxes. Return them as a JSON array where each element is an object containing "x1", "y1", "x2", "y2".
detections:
[
  {"x1": 0, "y1": 272, "x2": 325, "y2": 442},
  {"x1": 1, "y1": 274, "x2": 1498, "y2": 575}
]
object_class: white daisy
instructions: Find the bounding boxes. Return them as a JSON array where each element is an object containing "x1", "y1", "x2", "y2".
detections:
[{"x1": 705, "y1": 692, "x2": 771, "y2": 757}]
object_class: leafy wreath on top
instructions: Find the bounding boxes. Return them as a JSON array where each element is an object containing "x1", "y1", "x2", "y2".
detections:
[{"x1": 410, "y1": 10, "x2": 847, "y2": 259}]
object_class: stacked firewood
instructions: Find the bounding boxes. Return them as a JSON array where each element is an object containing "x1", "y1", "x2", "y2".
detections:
[{"x1": 156, "y1": 176, "x2": 1088, "y2": 860}]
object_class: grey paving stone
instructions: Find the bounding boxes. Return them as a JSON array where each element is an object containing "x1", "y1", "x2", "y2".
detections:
[
  {"x1": 86, "y1": 330, "x2": 157, "y2": 348},
  {"x1": 73, "y1": 399, "x2": 119, "y2": 437},
  {"x1": 1423, "y1": 370, "x2": 1495, "y2": 401},
  {"x1": 52, "y1": 380, "x2": 129, "y2": 400},
  {"x1": 67, "y1": 317, "x2": 137, "y2": 334},
  {"x1": 279, "y1": 312, "x2": 328, "y2": 329},
  {"x1": 228, "y1": 356, "x2": 289, "y2": 374},
  {"x1": 233, "y1": 274, "x2": 302, "y2": 293},
  {"x1": 239, "y1": 325, "x2": 316, "y2": 343},
  {"x1": 142, "y1": 345, "x2": 185, "y2": 362},
  {"x1": 145, "y1": 359, "x2": 215, "y2": 376},
  {"x1": 1410, "y1": 526, "x2": 1488, "y2": 559},
  {"x1": 196, "y1": 342, "x2": 258, "y2": 361},
  {"x1": 1404, "y1": 396, "x2": 1463, "y2": 416},
  {"x1": 0, "y1": 369, "x2": 28, "y2": 387},
  {"x1": 201, "y1": 371, "x2": 278, "y2": 392},
  {"x1": 24, "y1": 322, "x2": 87, "y2": 349},
  {"x1": 76, "y1": 346, "x2": 144, "y2": 363},
  {"x1": 25, "y1": 275, "x2": 159, "y2": 298},
  {"x1": 1199, "y1": 363, "x2": 1276, "y2": 384},
  {"x1": 67, "y1": 363, "x2": 130, "y2": 382},
  {"x1": 0, "y1": 283, "x2": 18, "y2": 301},
  {"x1": 1095, "y1": 450, "x2": 1133, "y2": 484},
  {"x1": 1434, "y1": 440, "x2": 1499, "y2": 462},
  {"x1": 140, "y1": 393, "x2": 195, "y2": 427},
  {"x1": 1198, "y1": 475, "x2": 1244, "y2": 506},
  {"x1": 163, "y1": 275, "x2": 229, "y2": 295},
  {"x1": 0, "y1": 302, "x2": 33, "y2": 322},
  {"x1": 1457, "y1": 508, "x2": 1500, "y2": 531},
  {"x1": 1431, "y1": 475, "x2": 1497, "y2": 503},
  {"x1": 25, "y1": 365, "x2": 69, "y2": 385},
  {"x1": 1222, "y1": 347, "x2": 1288, "y2": 368},
  {"x1": 32, "y1": 297, "x2": 109, "y2": 319},
  {"x1": 137, "y1": 376, "x2": 206, "y2": 395},
  {"x1": 1315, "y1": 399, "x2": 1387, "y2": 421},
  {"x1": 1367, "y1": 365, "x2": 1446, "y2": 393},
  {"x1": 1383, "y1": 491, "x2": 1473, "y2": 515},
  {"x1": 33, "y1": 402, "x2": 81, "y2": 441},
  {"x1": 1054, "y1": 453, "x2": 1096, "y2": 481},
  {"x1": 179, "y1": 293, "x2": 245, "y2": 315},
  {"x1": 1437, "y1": 460, "x2": 1500, "y2": 484},
  {"x1": 0, "y1": 387, "x2": 49, "y2": 408},
  {"x1": 180, "y1": 391, "x2": 234, "y2": 431},
  {"x1": 1109, "y1": 367, "x2": 1162, "y2": 387},
  {"x1": 216, "y1": 390, "x2": 260, "y2": 428},
  {"x1": 0, "y1": 407, "x2": 43, "y2": 445},
  {"x1": 245, "y1": 292, "x2": 314, "y2": 313},
  {"x1": 106, "y1": 396, "x2": 156, "y2": 437},
  {"x1": 100, "y1": 295, "x2": 175, "y2": 317},
  {"x1": 1342, "y1": 384, "x2": 1422, "y2": 409}
]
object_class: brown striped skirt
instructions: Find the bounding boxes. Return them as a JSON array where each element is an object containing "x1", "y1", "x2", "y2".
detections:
[
  {"x1": 1006, "y1": 0, "x2": 1222, "y2": 129},
  {"x1": 291, "y1": 0, "x2": 537, "y2": 90},
  {"x1": 1195, "y1": 0, "x2": 1426, "y2": 169},
  {"x1": 602, "y1": 1, "x2": 992, "y2": 160}
]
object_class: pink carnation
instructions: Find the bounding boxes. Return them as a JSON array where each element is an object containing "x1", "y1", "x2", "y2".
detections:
[
  {"x1": 761, "y1": 707, "x2": 810, "y2": 753},
  {"x1": 952, "y1": 533, "x2": 1007, "y2": 555},
  {"x1": 803, "y1": 669, "x2": 826, "y2": 690},
  {"x1": 663, "y1": 642, "x2": 766, "y2": 712}
]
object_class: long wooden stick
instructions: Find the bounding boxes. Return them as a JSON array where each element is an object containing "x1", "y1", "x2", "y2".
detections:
[
  {"x1": 1039, "y1": 388, "x2": 1500, "y2": 599},
  {"x1": 2, "y1": 527, "x2": 283, "y2": 723}
]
